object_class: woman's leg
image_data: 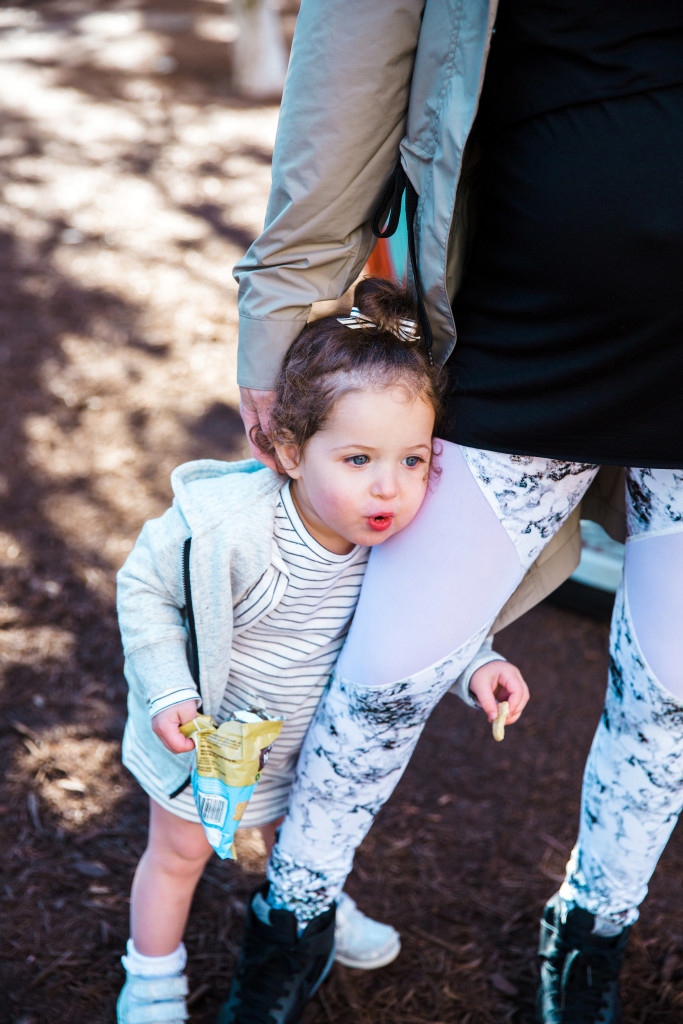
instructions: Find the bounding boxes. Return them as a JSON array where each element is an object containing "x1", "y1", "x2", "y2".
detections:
[
  {"x1": 130, "y1": 799, "x2": 213, "y2": 955},
  {"x1": 537, "y1": 469, "x2": 683, "y2": 1023},
  {"x1": 560, "y1": 468, "x2": 683, "y2": 926},
  {"x1": 268, "y1": 443, "x2": 599, "y2": 918}
]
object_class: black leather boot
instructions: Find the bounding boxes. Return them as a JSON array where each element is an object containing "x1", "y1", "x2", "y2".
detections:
[
  {"x1": 537, "y1": 891, "x2": 631, "y2": 1024},
  {"x1": 217, "y1": 882, "x2": 335, "y2": 1024}
]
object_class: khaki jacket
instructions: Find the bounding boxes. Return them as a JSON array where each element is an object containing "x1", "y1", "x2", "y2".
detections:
[{"x1": 233, "y1": 0, "x2": 626, "y2": 632}]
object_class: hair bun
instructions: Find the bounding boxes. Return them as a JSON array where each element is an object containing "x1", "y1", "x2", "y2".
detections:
[{"x1": 353, "y1": 277, "x2": 420, "y2": 344}]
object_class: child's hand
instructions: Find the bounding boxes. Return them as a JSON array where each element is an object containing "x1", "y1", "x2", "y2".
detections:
[
  {"x1": 468, "y1": 660, "x2": 529, "y2": 726},
  {"x1": 152, "y1": 699, "x2": 201, "y2": 754}
]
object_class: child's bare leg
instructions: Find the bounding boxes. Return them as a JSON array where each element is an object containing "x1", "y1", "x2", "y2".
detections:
[
  {"x1": 130, "y1": 799, "x2": 213, "y2": 956},
  {"x1": 258, "y1": 817, "x2": 284, "y2": 857}
]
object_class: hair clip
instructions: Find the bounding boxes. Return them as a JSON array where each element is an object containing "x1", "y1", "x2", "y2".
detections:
[
  {"x1": 337, "y1": 307, "x2": 420, "y2": 343},
  {"x1": 336, "y1": 307, "x2": 377, "y2": 330}
]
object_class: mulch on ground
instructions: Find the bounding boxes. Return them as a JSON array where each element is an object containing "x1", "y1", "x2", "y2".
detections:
[{"x1": 1, "y1": 4, "x2": 681, "y2": 1022}]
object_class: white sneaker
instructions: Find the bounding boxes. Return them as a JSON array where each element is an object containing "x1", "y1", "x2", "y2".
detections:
[
  {"x1": 117, "y1": 971, "x2": 189, "y2": 1023},
  {"x1": 334, "y1": 892, "x2": 401, "y2": 970}
]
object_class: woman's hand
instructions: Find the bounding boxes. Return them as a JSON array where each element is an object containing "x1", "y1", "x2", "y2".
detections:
[
  {"x1": 239, "y1": 386, "x2": 277, "y2": 469},
  {"x1": 469, "y1": 660, "x2": 529, "y2": 725},
  {"x1": 152, "y1": 699, "x2": 201, "y2": 753}
]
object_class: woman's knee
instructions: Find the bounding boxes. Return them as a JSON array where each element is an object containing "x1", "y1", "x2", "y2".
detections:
[
  {"x1": 339, "y1": 442, "x2": 523, "y2": 683},
  {"x1": 624, "y1": 531, "x2": 683, "y2": 699}
]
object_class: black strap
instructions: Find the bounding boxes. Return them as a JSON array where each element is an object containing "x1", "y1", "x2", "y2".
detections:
[
  {"x1": 370, "y1": 163, "x2": 434, "y2": 366},
  {"x1": 371, "y1": 162, "x2": 408, "y2": 239},
  {"x1": 169, "y1": 775, "x2": 192, "y2": 800}
]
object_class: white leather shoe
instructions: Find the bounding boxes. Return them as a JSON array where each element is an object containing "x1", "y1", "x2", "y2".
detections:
[{"x1": 334, "y1": 892, "x2": 401, "y2": 970}]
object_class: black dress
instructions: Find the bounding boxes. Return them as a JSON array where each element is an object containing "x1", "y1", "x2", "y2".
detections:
[{"x1": 444, "y1": 0, "x2": 683, "y2": 468}]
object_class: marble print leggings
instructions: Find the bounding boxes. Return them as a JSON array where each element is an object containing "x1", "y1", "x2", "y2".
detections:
[{"x1": 267, "y1": 443, "x2": 683, "y2": 927}]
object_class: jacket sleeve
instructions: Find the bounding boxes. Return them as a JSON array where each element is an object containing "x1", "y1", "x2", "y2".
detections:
[
  {"x1": 449, "y1": 636, "x2": 507, "y2": 708},
  {"x1": 234, "y1": 0, "x2": 426, "y2": 389},
  {"x1": 117, "y1": 505, "x2": 200, "y2": 717}
]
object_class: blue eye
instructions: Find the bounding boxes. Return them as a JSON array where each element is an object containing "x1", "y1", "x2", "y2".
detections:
[
  {"x1": 403, "y1": 455, "x2": 423, "y2": 467},
  {"x1": 345, "y1": 455, "x2": 369, "y2": 466}
]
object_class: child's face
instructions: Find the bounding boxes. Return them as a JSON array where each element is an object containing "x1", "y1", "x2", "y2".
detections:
[{"x1": 278, "y1": 386, "x2": 435, "y2": 554}]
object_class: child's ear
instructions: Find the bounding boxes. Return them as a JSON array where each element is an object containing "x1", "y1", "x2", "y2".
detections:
[{"x1": 274, "y1": 442, "x2": 302, "y2": 478}]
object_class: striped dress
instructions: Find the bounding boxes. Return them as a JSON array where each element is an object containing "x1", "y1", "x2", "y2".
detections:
[{"x1": 132, "y1": 482, "x2": 369, "y2": 828}]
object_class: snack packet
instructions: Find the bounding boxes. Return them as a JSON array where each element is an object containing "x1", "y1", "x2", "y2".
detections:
[{"x1": 180, "y1": 709, "x2": 283, "y2": 859}]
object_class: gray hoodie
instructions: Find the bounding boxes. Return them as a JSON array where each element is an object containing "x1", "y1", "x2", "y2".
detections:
[{"x1": 118, "y1": 458, "x2": 284, "y2": 793}]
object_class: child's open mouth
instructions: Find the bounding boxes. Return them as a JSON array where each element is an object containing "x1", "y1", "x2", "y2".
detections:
[{"x1": 367, "y1": 514, "x2": 394, "y2": 532}]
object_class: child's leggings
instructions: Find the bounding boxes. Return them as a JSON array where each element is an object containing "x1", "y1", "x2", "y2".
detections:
[{"x1": 267, "y1": 442, "x2": 683, "y2": 928}]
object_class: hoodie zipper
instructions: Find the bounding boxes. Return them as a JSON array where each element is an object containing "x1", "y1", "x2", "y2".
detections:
[
  {"x1": 182, "y1": 537, "x2": 201, "y2": 691},
  {"x1": 168, "y1": 537, "x2": 201, "y2": 800}
]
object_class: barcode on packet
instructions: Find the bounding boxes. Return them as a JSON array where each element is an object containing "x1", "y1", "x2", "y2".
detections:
[{"x1": 198, "y1": 794, "x2": 228, "y2": 827}]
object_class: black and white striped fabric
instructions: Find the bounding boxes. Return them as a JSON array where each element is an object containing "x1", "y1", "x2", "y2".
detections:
[{"x1": 137, "y1": 482, "x2": 369, "y2": 827}]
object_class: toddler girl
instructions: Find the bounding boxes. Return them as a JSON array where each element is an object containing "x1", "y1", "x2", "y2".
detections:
[{"x1": 116, "y1": 278, "x2": 529, "y2": 1023}]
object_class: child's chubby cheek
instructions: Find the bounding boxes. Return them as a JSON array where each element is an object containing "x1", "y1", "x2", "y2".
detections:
[
  {"x1": 328, "y1": 498, "x2": 364, "y2": 534},
  {"x1": 314, "y1": 483, "x2": 359, "y2": 516}
]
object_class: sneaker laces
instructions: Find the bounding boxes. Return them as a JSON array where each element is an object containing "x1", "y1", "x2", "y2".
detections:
[{"x1": 559, "y1": 947, "x2": 619, "y2": 1023}]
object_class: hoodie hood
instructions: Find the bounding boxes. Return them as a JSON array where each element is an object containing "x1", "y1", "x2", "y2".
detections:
[{"x1": 169, "y1": 458, "x2": 284, "y2": 535}]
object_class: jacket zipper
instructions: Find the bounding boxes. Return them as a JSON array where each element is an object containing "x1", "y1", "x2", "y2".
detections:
[
  {"x1": 182, "y1": 536, "x2": 201, "y2": 691},
  {"x1": 169, "y1": 536, "x2": 201, "y2": 800}
]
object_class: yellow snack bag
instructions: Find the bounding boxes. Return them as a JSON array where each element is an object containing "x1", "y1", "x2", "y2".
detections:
[{"x1": 180, "y1": 710, "x2": 283, "y2": 859}]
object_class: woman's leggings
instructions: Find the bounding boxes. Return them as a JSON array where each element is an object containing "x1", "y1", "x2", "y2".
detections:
[{"x1": 267, "y1": 443, "x2": 683, "y2": 928}]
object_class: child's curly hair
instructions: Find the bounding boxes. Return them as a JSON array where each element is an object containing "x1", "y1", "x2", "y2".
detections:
[{"x1": 252, "y1": 277, "x2": 445, "y2": 462}]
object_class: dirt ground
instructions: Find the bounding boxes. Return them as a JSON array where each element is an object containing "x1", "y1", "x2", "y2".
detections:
[{"x1": 1, "y1": 4, "x2": 682, "y2": 1023}]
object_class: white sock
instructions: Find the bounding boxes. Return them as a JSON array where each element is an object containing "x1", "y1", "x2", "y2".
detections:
[{"x1": 122, "y1": 939, "x2": 187, "y2": 977}]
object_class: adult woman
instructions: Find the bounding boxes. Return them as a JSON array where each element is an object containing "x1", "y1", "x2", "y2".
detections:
[{"x1": 224, "y1": 2, "x2": 683, "y2": 1022}]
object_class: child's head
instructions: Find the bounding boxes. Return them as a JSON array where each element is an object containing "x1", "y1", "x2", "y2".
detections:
[{"x1": 254, "y1": 278, "x2": 445, "y2": 553}]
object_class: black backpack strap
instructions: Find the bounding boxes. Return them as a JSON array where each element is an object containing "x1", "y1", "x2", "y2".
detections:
[
  {"x1": 370, "y1": 162, "x2": 434, "y2": 366},
  {"x1": 371, "y1": 162, "x2": 408, "y2": 239}
]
